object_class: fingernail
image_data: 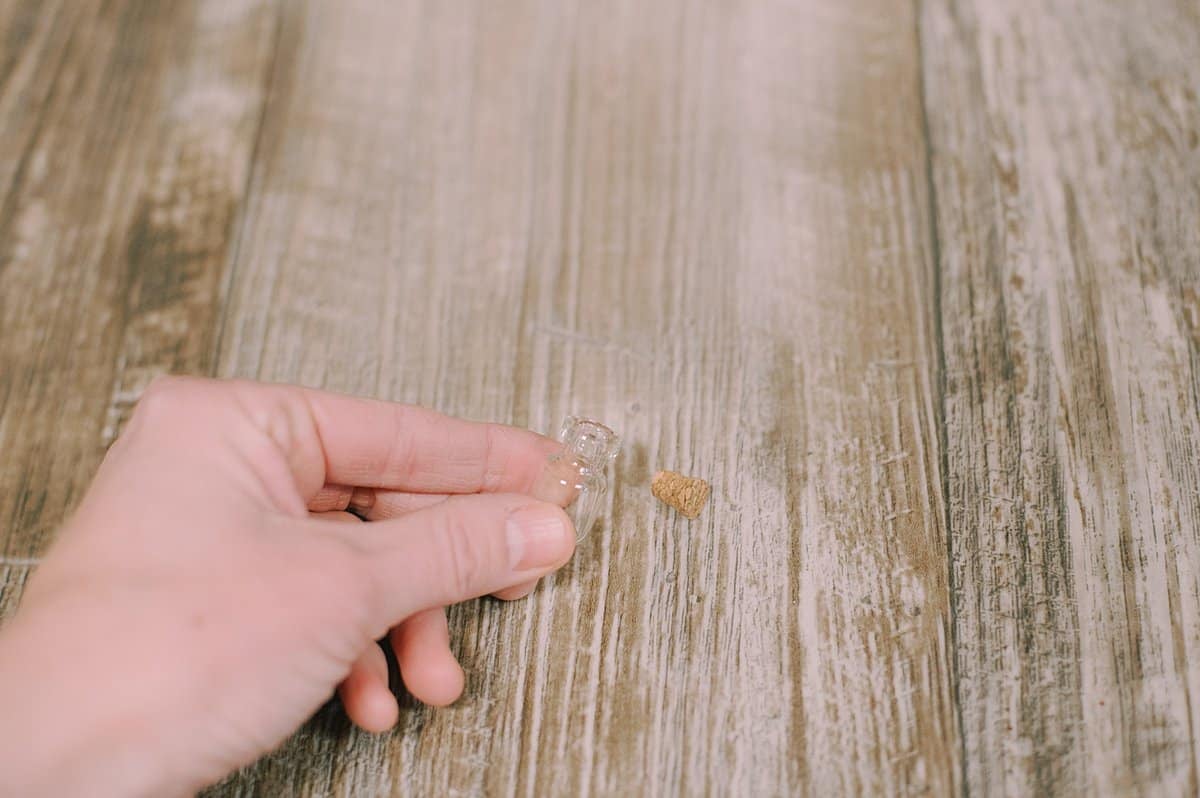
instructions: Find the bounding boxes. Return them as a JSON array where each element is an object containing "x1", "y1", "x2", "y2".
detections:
[{"x1": 506, "y1": 505, "x2": 572, "y2": 571}]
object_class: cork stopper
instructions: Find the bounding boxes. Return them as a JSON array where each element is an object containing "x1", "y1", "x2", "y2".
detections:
[{"x1": 651, "y1": 470, "x2": 710, "y2": 519}]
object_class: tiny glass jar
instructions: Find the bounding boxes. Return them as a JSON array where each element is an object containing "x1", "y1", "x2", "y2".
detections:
[{"x1": 532, "y1": 416, "x2": 620, "y2": 541}]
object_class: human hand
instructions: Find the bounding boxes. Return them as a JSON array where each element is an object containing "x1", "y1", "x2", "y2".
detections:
[{"x1": 0, "y1": 377, "x2": 575, "y2": 796}]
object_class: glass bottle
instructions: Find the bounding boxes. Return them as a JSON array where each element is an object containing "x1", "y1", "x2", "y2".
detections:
[{"x1": 532, "y1": 416, "x2": 620, "y2": 541}]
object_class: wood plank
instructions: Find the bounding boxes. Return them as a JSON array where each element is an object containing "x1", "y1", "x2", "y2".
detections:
[
  {"x1": 0, "y1": 0, "x2": 280, "y2": 570},
  {"x1": 921, "y1": 0, "x2": 1200, "y2": 794},
  {"x1": 209, "y1": 1, "x2": 957, "y2": 794}
]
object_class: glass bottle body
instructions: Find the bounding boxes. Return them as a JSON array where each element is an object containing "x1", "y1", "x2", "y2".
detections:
[{"x1": 532, "y1": 416, "x2": 619, "y2": 541}]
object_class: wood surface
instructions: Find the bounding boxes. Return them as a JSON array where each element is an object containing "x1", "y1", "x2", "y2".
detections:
[{"x1": 0, "y1": 1, "x2": 1197, "y2": 795}]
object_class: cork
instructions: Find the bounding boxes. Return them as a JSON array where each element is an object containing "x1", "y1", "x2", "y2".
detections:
[{"x1": 651, "y1": 470, "x2": 710, "y2": 519}]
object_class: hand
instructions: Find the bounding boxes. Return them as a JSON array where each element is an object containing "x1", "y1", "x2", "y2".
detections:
[{"x1": 0, "y1": 377, "x2": 575, "y2": 796}]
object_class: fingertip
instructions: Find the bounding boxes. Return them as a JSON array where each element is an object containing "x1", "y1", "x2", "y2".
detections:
[
  {"x1": 506, "y1": 502, "x2": 576, "y2": 573},
  {"x1": 391, "y1": 611, "x2": 466, "y2": 707},
  {"x1": 357, "y1": 684, "x2": 400, "y2": 733},
  {"x1": 339, "y1": 647, "x2": 399, "y2": 733},
  {"x1": 412, "y1": 660, "x2": 466, "y2": 707},
  {"x1": 361, "y1": 493, "x2": 576, "y2": 623}
]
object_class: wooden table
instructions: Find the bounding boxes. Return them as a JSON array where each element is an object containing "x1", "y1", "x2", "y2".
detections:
[{"x1": 2, "y1": 1, "x2": 1198, "y2": 795}]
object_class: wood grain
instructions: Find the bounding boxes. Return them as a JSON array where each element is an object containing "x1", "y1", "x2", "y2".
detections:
[
  {"x1": 0, "y1": 0, "x2": 279, "y2": 559},
  {"x1": 0, "y1": 0, "x2": 1197, "y2": 795},
  {"x1": 208, "y1": 1, "x2": 955, "y2": 795},
  {"x1": 921, "y1": 1, "x2": 1200, "y2": 794}
]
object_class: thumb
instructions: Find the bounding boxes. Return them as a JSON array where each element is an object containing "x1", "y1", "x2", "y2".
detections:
[{"x1": 356, "y1": 493, "x2": 575, "y2": 626}]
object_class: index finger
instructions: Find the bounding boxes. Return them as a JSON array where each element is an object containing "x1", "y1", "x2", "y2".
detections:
[{"x1": 291, "y1": 385, "x2": 560, "y2": 495}]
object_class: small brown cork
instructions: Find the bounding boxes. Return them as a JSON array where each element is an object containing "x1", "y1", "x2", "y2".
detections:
[{"x1": 651, "y1": 470, "x2": 710, "y2": 519}]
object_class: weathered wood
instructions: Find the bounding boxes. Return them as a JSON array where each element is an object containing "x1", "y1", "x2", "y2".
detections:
[
  {"x1": 0, "y1": 0, "x2": 279, "y2": 563},
  {"x1": 921, "y1": 0, "x2": 1200, "y2": 794},
  {"x1": 1, "y1": 0, "x2": 1198, "y2": 795},
  {"x1": 209, "y1": 1, "x2": 955, "y2": 795}
]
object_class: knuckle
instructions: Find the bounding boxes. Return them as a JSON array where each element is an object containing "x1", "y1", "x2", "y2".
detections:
[
  {"x1": 230, "y1": 384, "x2": 324, "y2": 482},
  {"x1": 438, "y1": 511, "x2": 488, "y2": 598},
  {"x1": 479, "y1": 423, "x2": 503, "y2": 492},
  {"x1": 133, "y1": 375, "x2": 229, "y2": 420},
  {"x1": 132, "y1": 375, "x2": 189, "y2": 422},
  {"x1": 125, "y1": 376, "x2": 214, "y2": 441},
  {"x1": 379, "y1": 422, "x2": 418, "y2": 485}
]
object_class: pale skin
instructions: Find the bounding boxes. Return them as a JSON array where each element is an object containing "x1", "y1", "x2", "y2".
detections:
[{"x1": 0, "y1": 377, "x2": 576, "y2": 796}]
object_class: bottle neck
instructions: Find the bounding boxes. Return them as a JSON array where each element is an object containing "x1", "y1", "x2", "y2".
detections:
[{"x1": 559, "y1": 417, "x2": 620, "y2": 470}]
